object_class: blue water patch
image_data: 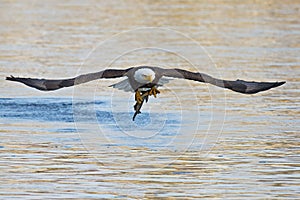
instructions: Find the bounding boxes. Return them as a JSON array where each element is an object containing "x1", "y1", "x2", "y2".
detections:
[
  {"x1": 0, "y1": 98, "x2": 72, "y2": 122},
  {"x1": 94, "y1": 110, "x2": 182, "y2": 149},
  {"x1": 49, "y1": 128, "x2": 78, "y2": 133},
  {"x1": 96, "y1": 111, "x2": 115, "y2": 123},
  {"x1": 0, "y1": 97, "x2": 179, "y2": 125},
  {"x1": 1, "y1": 98, "x2": 183, "y2": 149},
  {"x1": 0, "y1": 98, "x2": 104, "y2": 123}
]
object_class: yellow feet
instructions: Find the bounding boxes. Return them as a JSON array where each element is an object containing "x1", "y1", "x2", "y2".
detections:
[
  {"x1": 135, "y1": 90, "x2": 143, "y2": 104},
  {"x1": 135, "y1": 87, "x2": 160, "y2": 104},
  {"x1": 148, "y1": 87, "x2": 160, "y2": 98}
]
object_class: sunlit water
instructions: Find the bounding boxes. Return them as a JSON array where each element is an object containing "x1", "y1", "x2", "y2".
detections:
[{"x1": 0, "y1": 0, "x2": 299, "y2": 199}]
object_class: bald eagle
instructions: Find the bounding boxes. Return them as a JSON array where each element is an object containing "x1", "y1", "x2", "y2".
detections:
[{"x1": 6, "y1": 66, "x2": 285, "y2": 120}]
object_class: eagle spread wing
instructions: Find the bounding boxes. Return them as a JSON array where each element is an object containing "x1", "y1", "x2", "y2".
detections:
[
  {"x1": 6, "y1": 68, "x2": 132, "y2": 91},
  {"x1": 162, "y1": 68, "x2": 285, "y2": 94},
  {"x1": 6, "y1": 67, "x2": 285, "y2": 94}
]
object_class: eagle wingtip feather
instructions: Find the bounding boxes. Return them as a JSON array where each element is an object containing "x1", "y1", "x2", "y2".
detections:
[
  {"x1": 6, "y1": 75, "x2": 15, "y2": 81},
  {"x1": 276, "y1": 81, "x2": 286, "y2": 87}
]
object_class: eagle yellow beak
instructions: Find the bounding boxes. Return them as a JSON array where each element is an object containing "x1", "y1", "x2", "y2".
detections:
[{"x1": 146, "y1": 75, "x2": 153, "y2": 82}]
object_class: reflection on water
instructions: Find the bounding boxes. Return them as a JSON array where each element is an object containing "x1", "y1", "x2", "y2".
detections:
[{"x1": 0, "y1": 0, "x2": 299, "y2": 199}]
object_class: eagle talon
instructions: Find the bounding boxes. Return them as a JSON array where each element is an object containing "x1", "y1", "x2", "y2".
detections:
[
  {"x1": 148, "y1": 87, "x2": 160, "y2": 98},
  {"x1": 135, "y1": 91, "x2": 143, "y2": 104}
]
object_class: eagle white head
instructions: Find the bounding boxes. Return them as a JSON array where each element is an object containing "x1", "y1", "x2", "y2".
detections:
[{"x1": 134, "y1": 68, "x2": 155, "y2": 84}]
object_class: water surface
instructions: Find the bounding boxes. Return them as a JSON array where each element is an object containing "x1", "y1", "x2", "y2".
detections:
[{"x1": 0, "y1": 0, "x2": 299, "y2": 199}]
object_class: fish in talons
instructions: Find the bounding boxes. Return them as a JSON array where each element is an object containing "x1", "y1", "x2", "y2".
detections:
[{"x1": 133, "y1": 87, "x2": 160, "y2": 121}]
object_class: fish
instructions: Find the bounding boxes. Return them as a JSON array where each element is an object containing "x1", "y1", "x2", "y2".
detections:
[{"x1": 132, "y1": 91, "x2": 149, "y2": 121}]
